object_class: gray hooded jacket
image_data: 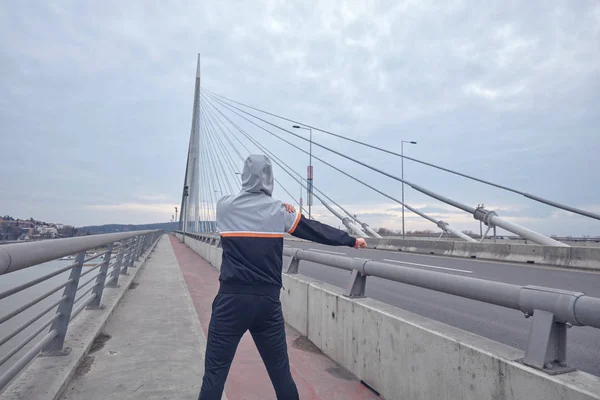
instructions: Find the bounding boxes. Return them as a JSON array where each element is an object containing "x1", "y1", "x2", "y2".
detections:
[{"x1": 216, "y1": 154, "x2": 356, "y2": 297}]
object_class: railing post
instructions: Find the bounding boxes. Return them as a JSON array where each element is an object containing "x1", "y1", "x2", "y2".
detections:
[
  {"x1": 517, "y1": 285, "x2": 584, "y2": 375},
  {"x1": 139, "y1": 235, "x2": 146, "y2": 256},
  {"x1": 130, "y1": 236, "x2": 138, "y2": 263},
  {"x1": 121, "y1": 238, "x2": 133, "y2": 275},
  {"x1": 520, "y1": 310, "x2": 575, "y2": 374},
  {"x1": 285, "y1": 250, "x2": 300, "y2": 274},
  {"x1": 141, "y1": 234, "x2": 148, "y2": 254},
  {"x1": 144, "y1": 234, "x2": 150, "y2": 252},
  {"x1": 139, "y1": 234, "x2": 146, "y2": 257},
  {"x1": 145, "y1": 233, "x2": 152, "y2": 251},
  {"x1": 344, "y1": 259, "x2": 369, "y2": 298},
  {"x1": 345, "y1": 270, "x2": 367, "y2": 298},
  {"x1": 87, "y1": 244, "x2": 113, "y2": 309},
  {"x1": 127, "y1": 237, "x2": 138, "y2": 267},
  {"x1": 43, "y1": 251, "x2": 85, "y2": 354},
  {"x1": 134, "y1": 236, "x2": 143, "y2": 261},
  {"x1": 108, "y1": 244, "x2": 125, "y2": 287}
]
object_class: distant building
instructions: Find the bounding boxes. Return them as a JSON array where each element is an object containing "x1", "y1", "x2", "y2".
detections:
[{"x1": 38, "y1": 227, "x2": 58, "y2": 238}]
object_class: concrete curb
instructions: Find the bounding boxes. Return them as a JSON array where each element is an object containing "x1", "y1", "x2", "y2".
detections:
[{"x1": 0, "y1": 236, "x2": 163, "y2": 400}]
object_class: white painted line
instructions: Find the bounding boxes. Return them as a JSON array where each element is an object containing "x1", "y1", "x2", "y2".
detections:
[
  {"x1": 371, "y1": 248, "x2": 600, "y2": 275},
  {"x1": 310, "y1": 248, "x2": 347, "y2": 255},
  {"x1": 382, "y1": 259, "x2": 473, "y2": 274}
]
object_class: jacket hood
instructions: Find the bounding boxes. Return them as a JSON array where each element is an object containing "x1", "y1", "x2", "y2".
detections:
[{"x1": 241, "y1": 154, "x2": 274, "y2": 196}]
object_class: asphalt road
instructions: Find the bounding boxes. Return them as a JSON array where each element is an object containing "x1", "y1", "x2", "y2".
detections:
[{"x1": 283, "y1": 241, "x2": 600, "y2": 377}]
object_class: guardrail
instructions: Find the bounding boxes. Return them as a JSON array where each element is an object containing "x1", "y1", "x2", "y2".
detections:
[
  {"x1": 181, "y1": 231, "x2": 600, "y2": 376},
  {"x1": 177, "y1": 232, "x2": 600, "y2": 269},
  {"x1": 0, "y1": 230, "x2": 162, "y2": 391}
]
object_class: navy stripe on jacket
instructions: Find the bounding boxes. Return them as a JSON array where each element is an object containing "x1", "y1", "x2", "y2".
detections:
[{"x1": 218, "y1": 214, "x2": 356, "y2": 296}]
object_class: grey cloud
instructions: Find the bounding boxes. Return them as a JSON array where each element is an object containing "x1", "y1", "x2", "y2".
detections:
[
  {"x1": 388, "y1": 206, "x2": 453, "y2": 215},
  {"x1": 0, "y1": 1, "x2": 598, "y2": 234}
]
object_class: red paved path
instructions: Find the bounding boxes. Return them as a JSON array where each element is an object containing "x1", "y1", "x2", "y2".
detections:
[{"x1": 169, "y1": 236, "x2": 379, "y2": 400}]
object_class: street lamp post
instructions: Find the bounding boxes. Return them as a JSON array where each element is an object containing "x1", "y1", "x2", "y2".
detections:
[
  {"x1": 401, "y1": 141, "x2": 417, "y2": 239},
  {"x1": 181, "y1": 186, "x2": 189, "y2": 242},
  {"x1": 299, "y1": 177, "x2": 303, "y2": 215},
  {"x1": 293, "y1": 125, "x2": 313, "y2": 219}
]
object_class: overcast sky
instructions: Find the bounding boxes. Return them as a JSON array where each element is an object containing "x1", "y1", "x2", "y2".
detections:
[{"x1": 1, "y1": 1, "x2": 599, "y2": 236}]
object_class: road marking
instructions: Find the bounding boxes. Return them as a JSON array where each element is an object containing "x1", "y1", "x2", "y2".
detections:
[
  {"x1": 310, "y1": 248, "x2": 347, "y2": 255},
  {"x1": 374, "y1": 249, "x2": 600, "y2": 275},
  {"x1": 382, "y1": 259, "x2": 473, "y2": 274}
]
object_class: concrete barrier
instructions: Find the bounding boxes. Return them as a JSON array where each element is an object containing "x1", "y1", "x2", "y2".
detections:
[
  {"x1": 178, "y1": 234, "x2": 600, "y2": 400},
  {"x1": 569, "y1": 247, "x2": 600, "y2": 269},
  {"x1": 282, "y1": 274, "x2": 600, "y2": 400},
  {"x1": 354, "y1": 238, "x2": 600, "y2": 270},
  {"x1": 373, "y1": 238, "x2": 455, "y2": 255},
  {"x1": 379, "y1": 236, "x2": 600, "y2": 248}
]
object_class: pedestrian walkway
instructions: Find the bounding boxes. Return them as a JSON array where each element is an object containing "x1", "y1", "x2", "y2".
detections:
[
  {"x1": 61, "y1": 235, "x2": 209, "y2": 399},
  {"x1": 61, "y1": 234, "x2": 378, "y2": 399}
]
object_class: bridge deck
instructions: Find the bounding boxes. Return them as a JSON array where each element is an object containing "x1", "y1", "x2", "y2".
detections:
[{"x1": 61, "y1": 235, "x2": 377, "y2": 399}]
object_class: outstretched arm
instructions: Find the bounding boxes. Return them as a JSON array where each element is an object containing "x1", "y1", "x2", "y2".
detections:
[
  {"x1": 282, "y1": 204, "x2": 365, "y2": 248},
  {"x1": 292, "y1": 215, "x2": 358, "y2": 247}
]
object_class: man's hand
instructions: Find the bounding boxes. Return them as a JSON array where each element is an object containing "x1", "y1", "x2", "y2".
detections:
[
  {"x1": 354, "y1": 238, "x2": 367, "y2": 249},
  {"x1": 283, "y1": 203, "x2": 296, "y2": 213}
]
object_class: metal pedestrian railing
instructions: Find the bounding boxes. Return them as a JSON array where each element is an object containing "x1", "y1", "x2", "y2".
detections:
[
  {"x1": 0, "y1": 230, "x2": 162, "y2": 390},
  {"x1": 181, "y1": 231, "x2": 600, "y2": 376}
]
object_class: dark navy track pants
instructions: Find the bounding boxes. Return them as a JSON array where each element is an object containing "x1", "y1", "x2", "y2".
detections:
[{"x1": 198, "y1": 293, "x2": 299, "y2": 400}]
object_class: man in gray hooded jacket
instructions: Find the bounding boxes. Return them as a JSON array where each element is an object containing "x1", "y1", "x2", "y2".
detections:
[{"x1": 199, "y1": 154, "x2": 366, "y2": 399}]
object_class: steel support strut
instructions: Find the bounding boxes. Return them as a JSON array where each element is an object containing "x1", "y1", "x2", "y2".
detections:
[
  {"x1": 108, "y1": 245, "x2": 125, "y2": 287},
  {"x1": 43, "y1": 251, "x2": 85, "y2": 354},
  {"x1": 87, "y1": 244, "x2": 112, "y2": 309},
  {"x1": 285, "y1": 250, "x2": 300, "y2": 274},
  {"x1": 344, "y1": 258, "x2": 369, "y2": 298},
  {"x1": 473, "y1": 206, "x2": 568, "y2": 247},
  {"x1": 518, "y1": 285, "x2": 584, "y2": 374},
  {"x1": 521, "y1": 310, "x2": 574, "y2": 374}
]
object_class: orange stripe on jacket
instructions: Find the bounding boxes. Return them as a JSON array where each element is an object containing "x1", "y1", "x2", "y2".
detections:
[
  {"x1": 288, "y1": 212, "x2": 302, "y2": 234},
  {"x1": 220, "y1": 232, "x2": 285, "y2": 238}
]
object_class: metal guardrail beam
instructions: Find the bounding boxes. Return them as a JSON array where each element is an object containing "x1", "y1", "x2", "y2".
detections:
[
  {"x1": 0, "y1": 230, "x2": 158, "y2": 275},
  {"x1": 282, "y1": 247, "x2": 600, "y2": 326}
]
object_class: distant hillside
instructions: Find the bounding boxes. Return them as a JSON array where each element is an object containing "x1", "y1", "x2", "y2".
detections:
[{"x1": 78, "y1": 222, "x2": 178, "y2": 234}]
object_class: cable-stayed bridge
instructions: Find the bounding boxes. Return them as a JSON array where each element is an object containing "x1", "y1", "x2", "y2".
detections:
[
  {"x1": 0, "y1": 55, "x2": 599, "y2": 400},
  {"x1": 179, "y1": 56, "x2": 598, "y2": 248}
]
